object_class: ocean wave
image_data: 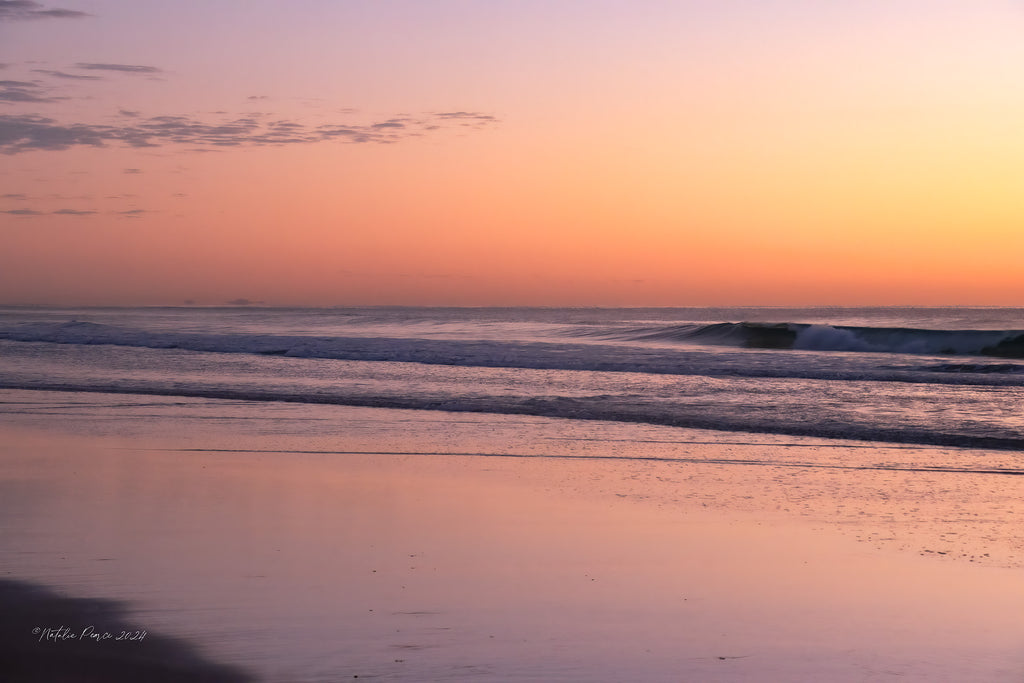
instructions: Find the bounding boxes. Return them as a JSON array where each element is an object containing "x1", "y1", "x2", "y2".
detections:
[
  {"x1": 580, "y1": 321, "x2": 1024, "y2": 357},
  {"x1": 3, "y1": 377, "x2": 1023, "y2": 452},
  {"x1": 4, "y1": 321, "x2": 1024, "y2": 385},
  {"x1": 919, "y1": 363, "x2": 1024, "y2": 375}
]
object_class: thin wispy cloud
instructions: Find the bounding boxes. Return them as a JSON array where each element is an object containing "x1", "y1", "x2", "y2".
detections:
[
  {"x1": 437, "y1": 111, "x2": 499, "y2": 122},
  {"x1": 0, "y1": 1, "x2": 90, "y2": 21},
  {"x1": 0, "y1": 79, "x2": 63, "y2": 103},
  {"x1": 0, "y1": 206, "x2": 154, "y2": 218},
  {"x1": 74, "y1": 63, "x2": 162, "y2": 75},
  {"x1": 52, "y1": 208, "x2": 96, "y2": 215},
  {"x1": 0, "y1": 110, "x2": 500, "y2": 154},
  {"x1": 33, "y1": 69, "x2": 102, "y2": 81},
  {"x1": 370, "y1": 118, "x2": 407, "y2": 130}
]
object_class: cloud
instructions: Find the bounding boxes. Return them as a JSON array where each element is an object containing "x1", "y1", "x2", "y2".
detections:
[
  {"x1": 2, "y1": 192, "x2": 27, "y2": 199},
  {"x1": 123, "y1": 168, "x2": 142, "y2": 174},
  {"x1": 0, "y1": 1, "x2": 90, "y2": 21},
  {"x1": 33, "y1": 68, "x2": 102, "y2": 80},
  {"x1": 118, "y1": 109, "x2": 140, "y2": 117},
  {"x1": 0, "y1": 206, "x2": 151, "y2": 217},
  {"x1": 0, "y1": 79, "x2": 63, "y2": 103},
  {"x1": 371, "y1": 118, "x2": 408, "y2": 129},
  {"x1": 437, "y1": 111, "x2": 498, "y2": 121},
  {"x1": 0, "y1": 110, "x2": 500, "y2": 154},
  {"x1": 74, "y1": 63, "x2": 162, "y2": 75},
  {"x1": 0, "y1": 114, "x2": 113, "y2": 152},
  {"x1": 436, "y1": 111, "x2": 500, "y2": 129}
]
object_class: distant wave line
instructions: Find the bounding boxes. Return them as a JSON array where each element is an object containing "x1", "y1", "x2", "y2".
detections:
[
  {"x1": 543, "y1": 437, "x2": 928, "y2": 449},
  {"x1": 4, "y1": 382, "x2": 1022, "y2": 452},
  {"x1": 142, "y1": 447, "x2": 1024, "y2": 476}
]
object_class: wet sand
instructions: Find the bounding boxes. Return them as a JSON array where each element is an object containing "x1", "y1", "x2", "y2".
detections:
[
  {"x1": 1, "y1": 389, "x2": 1023, "y2": 681},
  {"x1": 0, "y1": 578, "x2": 252, "y2": 683}
]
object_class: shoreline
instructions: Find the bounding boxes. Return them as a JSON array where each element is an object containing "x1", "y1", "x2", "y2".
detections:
[{"x1": 2, "y1": 390, "x2": 1023, "y2": 680}]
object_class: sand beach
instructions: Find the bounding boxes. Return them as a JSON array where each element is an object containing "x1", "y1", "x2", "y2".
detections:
[{"x1": 1, "y1": 389, "x2": 1022, "y2": 681}]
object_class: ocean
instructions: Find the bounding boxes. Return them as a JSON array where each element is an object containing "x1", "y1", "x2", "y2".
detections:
[
  {"x1": 3, "y1": 305, "x2": 1024, "y2": 681},
  {"x1": 1, "y1": 305, "x2": 1023, "y2": 451}
]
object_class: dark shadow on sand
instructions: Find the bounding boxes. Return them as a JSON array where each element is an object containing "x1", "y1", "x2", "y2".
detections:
[{"x1": 0, "y1": 578, "x2": 253, "y2": 682}]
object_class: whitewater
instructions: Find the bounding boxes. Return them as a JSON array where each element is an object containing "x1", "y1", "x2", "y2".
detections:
[{"x1": 1, "y1": 306, "x2": 1023, "y2": 451}]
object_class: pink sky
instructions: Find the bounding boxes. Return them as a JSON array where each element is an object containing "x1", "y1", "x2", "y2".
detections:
[{"x1": 3, "y1": 1, "x2": 1024, "y2": 306}]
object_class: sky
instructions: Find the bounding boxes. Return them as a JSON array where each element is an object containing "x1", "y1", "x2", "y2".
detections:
[{"x1": 3, "y1": 0, "x2": 1024, "y2": 307}]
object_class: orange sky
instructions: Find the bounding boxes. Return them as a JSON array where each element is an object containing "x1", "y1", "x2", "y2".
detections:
[{"x1": 3, "y1": 1, "x2": 1024, "y2": 306}]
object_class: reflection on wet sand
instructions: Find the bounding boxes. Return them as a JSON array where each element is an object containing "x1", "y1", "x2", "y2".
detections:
[
  {"x1": 0, "y1": 578, "x2": 252, "y2": 682},
  {"x1": 1, "y1": 394, "x2": 1024, "y2": 681}
]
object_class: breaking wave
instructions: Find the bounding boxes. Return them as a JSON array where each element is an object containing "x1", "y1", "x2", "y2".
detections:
[
  {"x1": 3, "y1": 321, "x2": 1024, "y2": 382},
  {"x1": 582, "y1": 321, "x2": 1024, "y2": 357}
]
